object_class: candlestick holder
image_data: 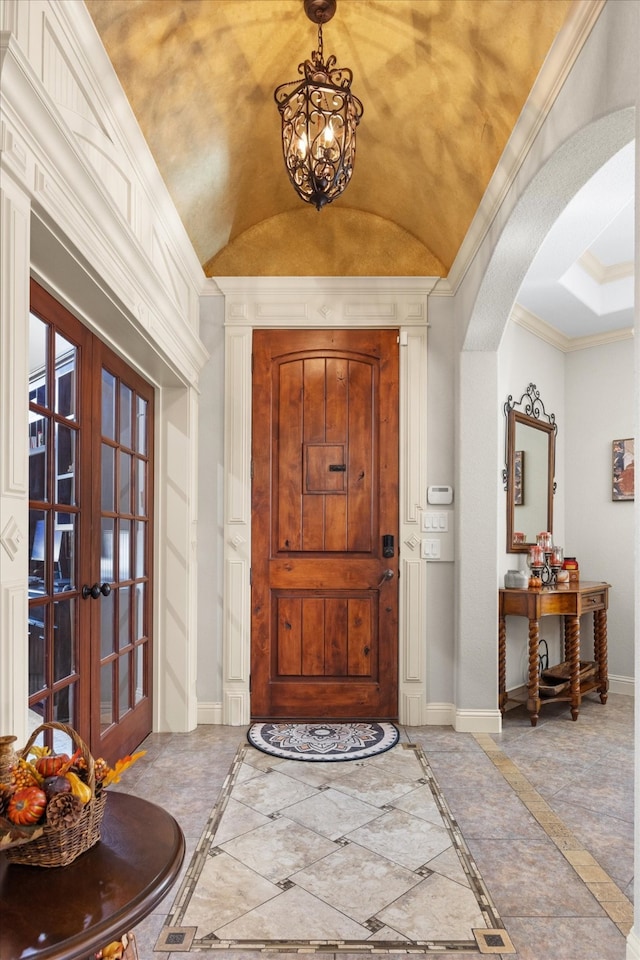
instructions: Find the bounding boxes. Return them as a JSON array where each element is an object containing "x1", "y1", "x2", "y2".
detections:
[{"x1": 528, "y1": 547, "x2": 563, "y2": 585}]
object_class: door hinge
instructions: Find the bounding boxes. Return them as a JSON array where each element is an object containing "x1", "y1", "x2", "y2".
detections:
[
  {"x1": 250, "y1": 460, "x2": 254, "y2": 479},
  {"x1": 249, "y1": 567, "x2": 252, "y2": 585}
]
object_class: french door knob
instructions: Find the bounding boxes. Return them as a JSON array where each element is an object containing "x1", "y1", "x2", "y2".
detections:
[{"x1": 82, "y1": 582, "x2": 112, "y2": 600}]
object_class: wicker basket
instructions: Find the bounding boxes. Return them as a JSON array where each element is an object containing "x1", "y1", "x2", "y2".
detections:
[{"x1": 4, "y1": 721, "x2": 107, "y2": 868}]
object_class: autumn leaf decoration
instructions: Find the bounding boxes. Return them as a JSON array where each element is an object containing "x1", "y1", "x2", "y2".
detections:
[{"x1": 101, "y1": 751, "x2": 146, "y2": 787}]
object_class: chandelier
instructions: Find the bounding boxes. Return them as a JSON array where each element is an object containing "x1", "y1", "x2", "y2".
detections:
[{"x1": 274, "y1": 0, "x2": 363, "y2": 210}]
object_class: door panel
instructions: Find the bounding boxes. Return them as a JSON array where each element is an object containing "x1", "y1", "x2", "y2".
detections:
[
  {"x1": 251, "y1": 329, "x2": 399, "y2": 720},
  {"x1": 92, "y1": 341, "x2": 154, "y2": 762},
  {"x1": 28, "y1": 288, "x2": 92, "y2": 742}
]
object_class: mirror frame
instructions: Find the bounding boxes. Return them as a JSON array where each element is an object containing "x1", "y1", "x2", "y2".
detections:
[{"x1": 503, "y1": 383, "x2": 557, "y2": 553}]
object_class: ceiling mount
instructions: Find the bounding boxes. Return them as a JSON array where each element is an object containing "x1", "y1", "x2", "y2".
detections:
[{"x1": 303, "y1": 0, "x2": 336, "y2": 25}]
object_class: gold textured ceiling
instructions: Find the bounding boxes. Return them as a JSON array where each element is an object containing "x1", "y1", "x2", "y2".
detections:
[{"x1": 85, "y1": 0, "x2": 574, "y2": 277}]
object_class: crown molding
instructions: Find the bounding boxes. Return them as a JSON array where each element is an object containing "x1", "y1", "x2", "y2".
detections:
[
  {"x1": 214, "y1": 277, "x2": 440, "y2": 297},
  {"x1": 578, "y1": 249, "x2": 634, "y2": 284},
  {"x1": 511, "y1": 302, "x2": 633, "y2": 352}
]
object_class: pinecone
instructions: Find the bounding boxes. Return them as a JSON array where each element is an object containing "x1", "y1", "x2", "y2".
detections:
[
  {"x1": 46, "y1": 792, "x2": 83, "y2": 829},
  {"x1": 0, "y1": 782, "x2": 11, "y2": 817}
]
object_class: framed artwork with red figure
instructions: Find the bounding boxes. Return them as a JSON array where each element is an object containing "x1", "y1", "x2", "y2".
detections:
[{"x1": 612, "y1": 438, "x2": 634, "y2": 501}]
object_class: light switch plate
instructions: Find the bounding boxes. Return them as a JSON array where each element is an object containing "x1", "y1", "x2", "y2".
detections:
[
  {"x1": 421, "y1": 539, "x2": 441, "y2": 559},
  {"x1": 422, "y1": 512, "x2": 449, "y2": 532}
]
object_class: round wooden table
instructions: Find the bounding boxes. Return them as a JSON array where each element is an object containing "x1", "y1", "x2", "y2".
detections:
[{"x1": 0, "y1": 792, "x2": 185, "y2": 960}]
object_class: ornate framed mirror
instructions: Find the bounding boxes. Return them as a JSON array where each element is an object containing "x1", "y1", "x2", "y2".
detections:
[{"x1": 503, "y1": 383, "x2": 557, "y2": 553}]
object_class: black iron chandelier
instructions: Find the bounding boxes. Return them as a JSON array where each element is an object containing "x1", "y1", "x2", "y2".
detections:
[{"x1": 274, "y1": 0, "x2": 363, "y2": 210}]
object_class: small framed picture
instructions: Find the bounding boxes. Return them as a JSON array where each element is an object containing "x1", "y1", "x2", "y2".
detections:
[
  {"x1": 612, "y1": 438, "x2": 634, "y2": 501},
  {"x1": 514, "y1": 450, "x2": 524, "y2": 506}
]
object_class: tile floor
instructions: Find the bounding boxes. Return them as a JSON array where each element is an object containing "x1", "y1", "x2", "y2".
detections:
[
  {"x1": 113, "y1": 693, "x2": 634, "y2": 960},
  {"x1": 155, "y1": 739, "x2": 511, "y2": 954}
]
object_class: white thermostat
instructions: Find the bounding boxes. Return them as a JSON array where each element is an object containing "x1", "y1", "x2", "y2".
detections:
[{"x1": 427, "y1": 485, "x2": 453, "y2": 505}]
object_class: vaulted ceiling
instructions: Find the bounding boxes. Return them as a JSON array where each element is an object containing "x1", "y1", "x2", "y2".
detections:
[{"x1": 85, "y1": 0, "x2": 574, "y2": 279}]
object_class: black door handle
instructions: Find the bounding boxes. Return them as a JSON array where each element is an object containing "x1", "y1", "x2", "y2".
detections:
[{"x1": 82, "y1": 582, "x2": 112, "y2": 600}]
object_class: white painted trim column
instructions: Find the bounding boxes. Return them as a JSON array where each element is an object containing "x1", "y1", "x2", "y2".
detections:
[
  {"x1": 0, "y1": 173, "x2": 31, "y2": 744},
  {"x1": 218, "y1": 278, "x2": 435, "y2": 726}
]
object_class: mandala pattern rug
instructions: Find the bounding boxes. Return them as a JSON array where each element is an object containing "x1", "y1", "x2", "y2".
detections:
[
  {"x1": 156, "y1": 741, "x2": 514, "y2": 955},
  {"x1": 247, "y1": 721, "x2": 399, "y2": 762}
]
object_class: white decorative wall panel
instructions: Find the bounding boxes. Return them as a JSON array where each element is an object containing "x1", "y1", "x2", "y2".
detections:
[
  {"x1": 75, "y1": 133, "x2": 131, "y2": 221},
  {"x1": 0, "y1": 583, "x2": 27, "y2": 738},
  {"x1": 401, "y1": 693, "x2": 428, "y2": 728},
  {"x1": 401, "y1": 559, "x2": 425, "y2": 683},
  {"x1": 0, "y1": 517, "x2": 24, "y2": 561},
  {"x1": 256, "y1": 302, "x2": 309, "y2": 321},
  {"x1": 401, "y1": 329, "x2": 428, "y2": 524},
  {"x1": 42, "y1": 23, "x2": 109, "y2": 134},
  {"x1": 225, "y1": 329, "x2": 251, "y2": 525},
  {"x1": 344, "y1": 302, "x2": 397, "y2": 320},
  {"x1": 152, "y1": 227, "x2": 191, "y2": 318},
  {"x1": 225, "y1": 561, "x2": 247, "y2": 683},
  {"x1": 0, "y1": 182, "x2": 29, "y2": 497}
]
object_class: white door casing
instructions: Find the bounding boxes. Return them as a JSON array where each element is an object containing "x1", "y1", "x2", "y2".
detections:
[{"x1": 216, "y1": 277, "x2": 436, "y2": 726}]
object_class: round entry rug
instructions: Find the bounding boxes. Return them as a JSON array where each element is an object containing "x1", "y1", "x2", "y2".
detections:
[{"x1": 247, "y1": 721, "x2": 399, "y2": 762}]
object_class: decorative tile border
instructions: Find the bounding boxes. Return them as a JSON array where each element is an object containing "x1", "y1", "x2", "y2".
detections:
[
  {"x1": 157, "y1": 742, "x2": 514, "y2": 955},
  {"x1": 474, "y1": 733, "x2": 634, "y2": 938},
  {"x1": 474, "y1": 928, "x2": 516, "y2": 954}
]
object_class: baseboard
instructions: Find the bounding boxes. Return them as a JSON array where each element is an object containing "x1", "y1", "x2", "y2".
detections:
[
  {"x1": 609, "y1": 675, "x2": 634, "y2": 697},
  {"x1": 196, "y1": 679, "x2": 633, "y2": 730},
  {"x1": 424, "y1": 702, "x2": 456, "y2": 726},
  {"x1": 197, "y1": 701, "x2": 223, "y2": 724},
  {"x1": 454, "y1": 708, "x2": 502, "y2": 734},
  {"x1": 626, "y1": 926, "x2": 640, "y2": 959}
]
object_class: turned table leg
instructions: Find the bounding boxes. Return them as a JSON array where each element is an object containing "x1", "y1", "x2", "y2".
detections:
[
  {"x1": 564, "y1": 615, "x2": 580, "y2": 720},
  {"x1": 527, "y1": 617, "x2": 541, "y2": 726},
  {"x1": 594, "y1": 608, "x2": 609, "y2": 704},
  {"x1": 499, "y1": 616, "x2": 507, "y2": 714}
]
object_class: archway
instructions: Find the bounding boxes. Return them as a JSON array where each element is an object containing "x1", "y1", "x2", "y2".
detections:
[{"x1": 455, "y1": 108, "x2": 636, "y2": 730}]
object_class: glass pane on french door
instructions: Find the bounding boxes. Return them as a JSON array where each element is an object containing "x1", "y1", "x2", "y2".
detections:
[
  {"x1": 98, "y1": 366, "x2": 151, "y2": 734},
  {"x1": 28, "y1": 310, "x2": 82, "y2": 740}
]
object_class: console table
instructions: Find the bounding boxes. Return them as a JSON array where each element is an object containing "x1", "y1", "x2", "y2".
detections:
[
  {"x1": 0, "y1": 791, "x2": 185, "y2": 960},
  {"x1": 499, "y1": 580, "x2": 610, "y2": 726}
]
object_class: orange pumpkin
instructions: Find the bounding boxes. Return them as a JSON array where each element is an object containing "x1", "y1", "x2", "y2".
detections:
[
  {"x1": 34, "y1": 754, "x2": 69, "y2": 778},
  {"x1": 7, "y1": 786, "x2": 47, "y2": 825}
]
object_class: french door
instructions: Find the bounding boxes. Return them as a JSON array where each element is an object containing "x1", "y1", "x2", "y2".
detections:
[{"x1": 28, "y1": 281, "x2": 154, "y2": 762}]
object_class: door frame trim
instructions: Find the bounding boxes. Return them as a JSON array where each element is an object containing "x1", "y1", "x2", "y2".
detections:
[{"x1": 219, "y1": 278, "x2": 436, "y2": 726}]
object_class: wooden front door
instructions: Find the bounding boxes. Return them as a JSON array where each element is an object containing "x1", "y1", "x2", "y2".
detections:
[{"x1": 251, "y1": 329, "x2": 399, "y2": 720}]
